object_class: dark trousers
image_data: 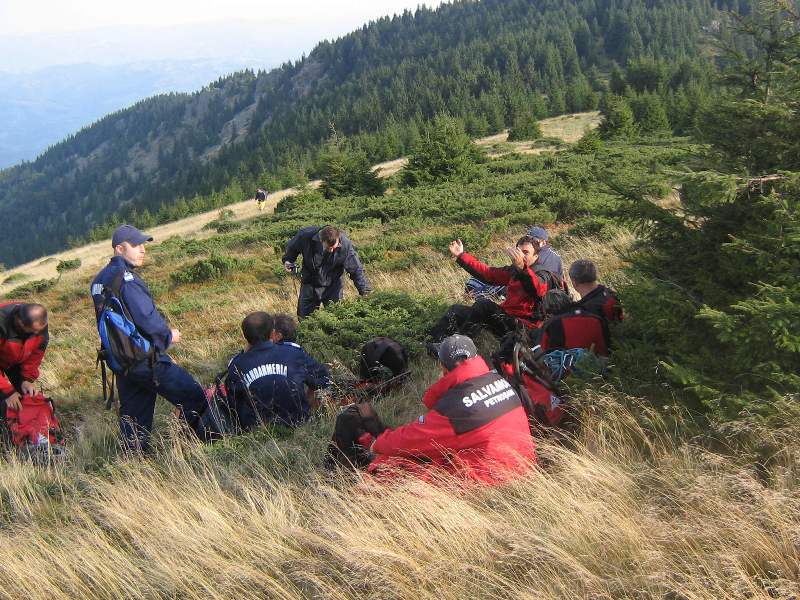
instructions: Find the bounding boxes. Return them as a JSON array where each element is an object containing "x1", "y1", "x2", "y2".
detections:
[
  {"x1": 430, "y1": 299, "x2": 521, "y2": 342},
  {"x1": 297, "y1": 279, "x2": 343, "y2": 318},
  {"x1": 116, "y1": 354, "x2": 206, "y2": 452}
]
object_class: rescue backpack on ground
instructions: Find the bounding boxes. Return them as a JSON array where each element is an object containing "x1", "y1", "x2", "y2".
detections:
[
  {"x1": 493, "y1": 333, "x2": 564, "y2": 429},
  {"x1": 5, "y1": 393, "x2": 66, "y2": 460},
  {"x1": 95, "y1": 272, "x2": 155, "y2": 409}
]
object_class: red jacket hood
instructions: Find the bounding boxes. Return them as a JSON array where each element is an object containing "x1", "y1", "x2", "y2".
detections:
[{"x1": 422, "y1": 355, "x2": 489, "y2": 409}]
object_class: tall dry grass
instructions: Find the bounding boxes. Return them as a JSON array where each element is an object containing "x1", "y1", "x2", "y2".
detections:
[
  {"x1": 0, "y1": 393, "x2": 796, "y2": 599},
  {"x1": 3, "y1": 184, "x2": 797, "y2": 598}
]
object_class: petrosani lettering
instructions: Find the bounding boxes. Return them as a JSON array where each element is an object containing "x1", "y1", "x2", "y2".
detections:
[
  {"x1": 462, "y1": 378, "x2": 510, "y2": 408},
  {"x1": 243, "y1": 364, "x2": 289, "y2": 386}
]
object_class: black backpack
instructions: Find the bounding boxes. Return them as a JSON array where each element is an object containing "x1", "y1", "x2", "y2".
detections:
[{"x1": 358, "y1": 337, "x2": 409, "y2": 382}]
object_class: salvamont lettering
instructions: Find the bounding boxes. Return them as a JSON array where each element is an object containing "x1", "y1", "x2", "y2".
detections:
[{"x1": 462, "y1": 378, "x2": 511, "y2": 408}]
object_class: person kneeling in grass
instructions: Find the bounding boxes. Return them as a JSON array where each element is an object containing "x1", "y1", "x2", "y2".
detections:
[
  {"x1": 328, "y1": 335, "x2": 536, "y2": 484},
  {"x1": 226, "y1": 312, "x2": 330, "y2": 429},
  {"x1": 428, "y1": 236, "x2": 551, "y2": 351}
]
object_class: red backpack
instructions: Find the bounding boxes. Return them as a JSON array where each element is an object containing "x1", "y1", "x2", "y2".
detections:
[{"x1": 6, "y1": 393, "x2": 65, "y2": 450}]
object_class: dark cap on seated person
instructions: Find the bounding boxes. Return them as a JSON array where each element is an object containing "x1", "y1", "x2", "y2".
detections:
[
  {"x1": 437, "y1": 334, "x2": 478, "y2": 370},
  {"x1": 112, "y1": 224, "x2": 154, "y2": 247},
  {"x1": 527, "y1": 226, "x2": 548, "y2": 241}
]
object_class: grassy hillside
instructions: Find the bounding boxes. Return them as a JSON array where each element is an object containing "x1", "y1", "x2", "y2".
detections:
[
  {"x1": 0, "y1": 0, "x2": 728, "y2": 266},
  {"x1": 1, "y1": 120, "x2": 797, "y2": 598}
]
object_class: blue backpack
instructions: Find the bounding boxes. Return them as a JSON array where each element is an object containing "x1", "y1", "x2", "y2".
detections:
[{"x1": 95, "y1": 273, "x2": 154, "y2": 408}]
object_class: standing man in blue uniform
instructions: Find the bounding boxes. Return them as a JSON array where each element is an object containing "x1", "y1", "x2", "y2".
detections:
[
  {"x1": 226, "y1": 312, "x2": 330, "y2": 429},
  {"x1": 90, "y1": 224, "x2": 207, "y2": 452},
  {"x1": 281, "y1": 225, "x2": 371, "y2": 318}
]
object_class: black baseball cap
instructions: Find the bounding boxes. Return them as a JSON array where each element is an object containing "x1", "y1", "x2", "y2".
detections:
[
  {"x1": 111, "y1": 224, "x2": 153, "y2": 248},
  {"x1": 436, "y1": 334, "x2": 478, "y2": 370}
]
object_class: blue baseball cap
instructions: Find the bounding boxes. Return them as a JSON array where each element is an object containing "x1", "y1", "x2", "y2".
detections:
[
  {"x1": 527, "y1": 226, "x2": 548, "y2": 241},
  {"x1": 111, "y1": 224, "x2": 153, "y2": 248}
]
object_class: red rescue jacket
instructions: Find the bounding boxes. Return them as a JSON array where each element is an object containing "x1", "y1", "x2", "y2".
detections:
[
  {"x1": 574, "y1": 285, "x2": 623, "y2": 323},
  {"x1": 534, "y1": 309, "x2": 610, "y2": 356},
  {"x1": 368, "y1": 356, "x2": 536, "y2": 484},
  {"x1": 456, "y1": 252, "x2": 549, "y2": 327},
  {"x1": 0, "y1": 303, "x2": 49, "y2": 398}
]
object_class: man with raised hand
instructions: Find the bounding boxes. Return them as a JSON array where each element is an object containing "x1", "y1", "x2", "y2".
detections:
[
  {"x1": 282, "y1": 225, "x2": 371, "y2": 318},
  {"x1": 90, "y1": 224, "x2": 207, "y2": 452},
  {"x1": 0, "y1": 303, "x2": 49, "y2": 412},
  {"x1": 429, "y1": 236, "x2": 550, "y2": 348}
]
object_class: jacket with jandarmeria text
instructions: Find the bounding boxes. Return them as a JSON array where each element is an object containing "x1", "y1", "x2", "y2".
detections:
[
  {"x1": 90, "y1": 255, "x2": 173, "y2": 353},
  {"x1": 367, "y1": 355, "x2": 536, "y2": 484},
  {"x1": 281, "y1": 226, "x2": 370, "y2": 293},
  {"x1": 0, "y1": 302, "x2": 49, "y2": 399},
  {"x1": 226, "y1": 340, "x2": 330, "y2": 427}
]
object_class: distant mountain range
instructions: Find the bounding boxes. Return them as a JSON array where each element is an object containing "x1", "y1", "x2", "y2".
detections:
[
  {"x1": 0, "y1": 0, "x2": 731, "y2": 267},
  {"x1": 0, "y1": 60, "x2": 277, "y2": 169}
]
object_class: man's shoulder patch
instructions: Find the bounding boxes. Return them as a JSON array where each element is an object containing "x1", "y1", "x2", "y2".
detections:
[{"x1": 123, "y1": 271, "x2": 134, "y2": 282}]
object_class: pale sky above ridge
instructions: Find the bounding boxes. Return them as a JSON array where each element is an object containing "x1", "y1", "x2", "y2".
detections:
[{"x1": 1, "y1": 0, "x2": 443, "y2": 34}]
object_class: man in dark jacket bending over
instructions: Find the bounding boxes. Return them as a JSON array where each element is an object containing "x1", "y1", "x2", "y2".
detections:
[
  {"x1": 226, "y1": 312, "x2": 330, "y2": 429},
  {"x1": 282, "y1": 225, "x2": 371, "y2": 318}
]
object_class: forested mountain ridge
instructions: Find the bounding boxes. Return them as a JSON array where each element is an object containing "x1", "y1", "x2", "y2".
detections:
[{"x1": 0, "y1": 0, "x2": 734, "y2": 266}]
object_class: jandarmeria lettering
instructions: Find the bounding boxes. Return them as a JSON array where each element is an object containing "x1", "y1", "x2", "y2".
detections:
[{"x1": 243, "y1": 364, "x2": 289, "y2": 387}]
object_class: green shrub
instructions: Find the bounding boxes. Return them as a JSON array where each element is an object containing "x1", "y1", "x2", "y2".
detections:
[
  {"x1": 298, "y1": 291, "x2": 448, "y2": 369},
  {"x1": 5, "y1": 278, "x2": 58, "y2": 299},
  {"x1": 170, "y1": 253, "x2": 256, "y2": 285},
  {"x1": 56, "y1": 258, "x2": 82, "y2": 273}
]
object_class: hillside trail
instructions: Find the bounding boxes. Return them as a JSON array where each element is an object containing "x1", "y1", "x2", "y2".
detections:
[{"x1": 0, "y1": 111, "x2": 600, "y2": 293}]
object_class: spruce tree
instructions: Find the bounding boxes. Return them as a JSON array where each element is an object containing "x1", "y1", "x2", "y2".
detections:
[
  {"x1": 598, "y1": 93, "x2": 638, "y2": 138},
  {"x1": 621, "y1": 0, "x2": 800, "y2": 414},
  {"x1": 401, "y1": 114, "x2": 483, "y2": 187}
]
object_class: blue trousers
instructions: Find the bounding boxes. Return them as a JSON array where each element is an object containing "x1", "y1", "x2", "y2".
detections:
[
  {"x1": 297, "y1": 279, "x2": 343, "y2": 318},
  {"x1": 116, "y1": 354, "x2": 206, "y2": 452}
]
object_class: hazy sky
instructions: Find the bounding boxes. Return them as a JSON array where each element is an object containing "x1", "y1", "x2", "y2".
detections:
[
  {"x1": 1, "y1": 0, "x2": 442, "y2": 34},
  {"x1": 1, "y1": 0, "x2": 444, "y2": 72}
]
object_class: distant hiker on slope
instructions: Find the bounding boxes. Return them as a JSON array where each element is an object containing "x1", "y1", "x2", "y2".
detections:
[
  {"x1": 91, "y1": 225, "x2": 207, "y2": 452},
  {"x1": 255, "y1": 188, "x2": 269, "y2": 211},
  {"x1": 327, "y1": 334, "x2": 536, "y2": 484},
  {"x1": 282, "y1": 225, "x2": 371, "y2": 318},
  {"x1": 428, "y1": 236, "x2": 550, "y2": 350},
  {"x1": 0, "y1": 303, "x2": 49, "y2": 413},
  {"x1": 226, "y1": 312, "x2": 330, "y2": 429}
]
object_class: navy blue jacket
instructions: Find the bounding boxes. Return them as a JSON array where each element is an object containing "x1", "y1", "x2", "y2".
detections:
[
  {"x1": 226, "y1": 340, "x2": 330, "y2": 426},
  {"x1": 281, "y1": 226, "x2": 370, "y2": 294},
  {"x1": 537, "y1": 246, "x2": 564, "y2": 279},
  {"x1": 90, "y1": 256, "x2": 172, "y2": 353}
]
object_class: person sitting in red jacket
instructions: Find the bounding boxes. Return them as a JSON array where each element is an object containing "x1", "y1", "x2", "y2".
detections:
[
  {"x1": 355, "y1": 335, "x2": 536, "y2": 485},
  {"x1": 568, "y1": 259, "x2": 623, "y2": 323},
  {"x1": 428, "y1": 236, "x2": 550, "y2": 349},
  {"x1": 0, "y1": 303, "x2": 49, "y2": 413},
  {"x1": 529, "y1": 289, "x2": 611, "y2": 357}
]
